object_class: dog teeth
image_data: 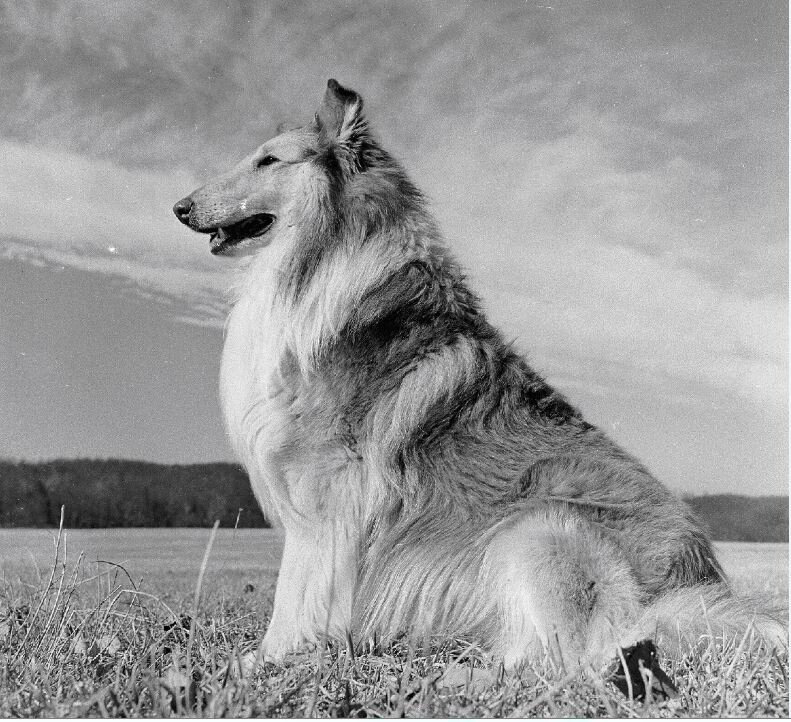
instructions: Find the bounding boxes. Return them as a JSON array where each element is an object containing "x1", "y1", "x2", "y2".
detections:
[{"x1": 209, "y1": 229, "x2": 228, "y2": 249}]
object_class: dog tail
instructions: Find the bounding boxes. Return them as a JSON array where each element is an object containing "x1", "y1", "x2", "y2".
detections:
[{"x1": 630, "y1": 583, "x2": 788, "y2": 656}]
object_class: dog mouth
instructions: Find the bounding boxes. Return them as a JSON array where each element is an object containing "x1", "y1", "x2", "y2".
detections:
[{"x1": 207, "y1": 213, "x2": 275, "y2": 254}]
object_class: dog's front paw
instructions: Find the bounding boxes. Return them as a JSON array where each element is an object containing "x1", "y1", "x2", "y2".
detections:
[
  {"x1": 229, "y1": 637, "x2": 307, "y2": 678},
  {"x1": 259, "y1": 628, "x2": 308, "y2": 664}
]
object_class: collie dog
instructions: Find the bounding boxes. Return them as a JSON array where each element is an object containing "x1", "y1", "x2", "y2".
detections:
[{"x1": 174, "y1": 80, "x2": 785, "y2": 673}]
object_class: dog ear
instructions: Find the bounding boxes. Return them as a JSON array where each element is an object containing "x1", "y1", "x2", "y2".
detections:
[{"x1": 315, "y1": 79, "x2": 368, "y2": 173}]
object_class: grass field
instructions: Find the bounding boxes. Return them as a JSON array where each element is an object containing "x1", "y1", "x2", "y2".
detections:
[{"x1": 0, "y1": 527, "x2": 787, "y2": 717}]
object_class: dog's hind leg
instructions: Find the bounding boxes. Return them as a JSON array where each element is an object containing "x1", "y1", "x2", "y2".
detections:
[{"x1": 485, "y1": 509, "x2": 643, "y2": 672}]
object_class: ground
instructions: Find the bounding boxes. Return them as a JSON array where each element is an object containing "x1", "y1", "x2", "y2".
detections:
[{"x1": 0, "y1": 528, "x2": 787, "y2": 717}]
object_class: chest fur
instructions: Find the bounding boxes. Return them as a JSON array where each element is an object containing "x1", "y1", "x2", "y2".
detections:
[{"x1": 219, "y1": 266, "x2": 294, "y2": 516}]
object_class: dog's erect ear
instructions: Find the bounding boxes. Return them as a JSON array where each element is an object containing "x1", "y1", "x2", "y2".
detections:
[{"x1": 315, "y1": 79, "x2": 368, "y2": 173}]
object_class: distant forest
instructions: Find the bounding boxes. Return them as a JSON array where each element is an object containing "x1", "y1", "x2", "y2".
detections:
[
  {"x1": 0, "y1": 460, "x2": 267, "y2": 529},
  {"x1": 684, "y1": 494, "x2": 788, "y2": 544},
  {"x1": 0, "y1": 459, "x2": 787, "y2": 541}
]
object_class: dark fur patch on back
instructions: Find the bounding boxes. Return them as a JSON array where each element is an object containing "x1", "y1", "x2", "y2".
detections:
[{"x1": 329, "y1": 255, "x2": 584, "y2": 441}]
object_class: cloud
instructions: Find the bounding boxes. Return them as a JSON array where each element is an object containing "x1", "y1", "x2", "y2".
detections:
[
  {"x1": 0, "y1": 137, "x2": 230, "y2": 322},
  {"x1": 417, "y1": 121, "x2": 786, "y2": 410},
  {"x1": 1, "y1": 139, "x2": 194, "y2": 254},
  {"x1": 482, "y1": 248, "x2": 787, "y2": 409}
]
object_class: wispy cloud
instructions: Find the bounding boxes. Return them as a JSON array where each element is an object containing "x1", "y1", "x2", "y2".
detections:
[
  {"x1": 481, "y1": 246, "x2": 786, "y2": 408},
  {"x1": 0, "y1": 138, "x2": 229, "y2": 323},
  {"x1": 419, "y1": 115, "x2": 786, "y2": 409}
]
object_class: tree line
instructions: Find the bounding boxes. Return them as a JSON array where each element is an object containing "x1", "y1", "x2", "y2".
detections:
[
  {"x1": 0, "y1": 459, "x2": 786, "y2": 541},
  {"x1": 684, "y1": 493, "x2": 788, "y2": 543},
  {"x1": 0, "y1": 459, "x2": 268, "y2": 528}
]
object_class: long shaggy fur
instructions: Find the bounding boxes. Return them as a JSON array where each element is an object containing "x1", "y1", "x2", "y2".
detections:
[{"x1": 174, "y1": 79, "x2": 787, "y2": 671}]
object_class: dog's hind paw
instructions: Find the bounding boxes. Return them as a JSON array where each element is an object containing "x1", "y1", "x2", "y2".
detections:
[{"x1": 610, "y1": 639, "x2": 679, "y2": 702}]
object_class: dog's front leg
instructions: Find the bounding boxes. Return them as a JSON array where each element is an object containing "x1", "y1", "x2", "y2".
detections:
[
  {"x1": 260, "y1": 530, "x2": 314, "y2": 660},
  {"x1": 261, "y1": 523, "x2": 358, "y2": 661}
]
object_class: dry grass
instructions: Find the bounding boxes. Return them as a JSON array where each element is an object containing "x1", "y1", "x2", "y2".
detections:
[{"x1": 0, "y1": 520, "x2": 787, "y2": 718}]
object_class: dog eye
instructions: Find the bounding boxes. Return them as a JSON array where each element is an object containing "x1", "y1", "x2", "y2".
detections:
[{"x1": 256, "y1": 155, "x2": 279, "y2": 168}]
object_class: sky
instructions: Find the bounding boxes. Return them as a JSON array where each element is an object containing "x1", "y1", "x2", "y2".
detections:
[{"x1": 0, "y1": 0, "x2": 787, "y2": 495}]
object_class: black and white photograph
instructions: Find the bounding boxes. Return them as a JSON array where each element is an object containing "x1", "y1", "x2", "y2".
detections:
[{"x1": 0, "y1": 0, "x2": 787, "y2": 717}]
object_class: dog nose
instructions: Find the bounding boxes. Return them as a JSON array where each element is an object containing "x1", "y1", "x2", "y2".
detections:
[{"x1": 173, "y1": 197, "x2": 193, "y2": 225}]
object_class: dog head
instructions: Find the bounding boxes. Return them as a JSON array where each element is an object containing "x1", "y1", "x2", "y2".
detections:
[{"x1": 173, "y1": 79, "x2": 370, "y2": 257}]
